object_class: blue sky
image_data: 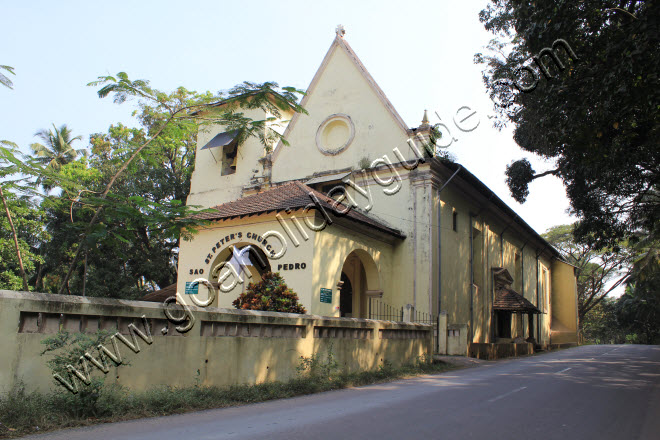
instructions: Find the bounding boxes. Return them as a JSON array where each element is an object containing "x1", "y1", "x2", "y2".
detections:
[{"x1": 1, "y1": 0, "x2": 574, "y2": 234}]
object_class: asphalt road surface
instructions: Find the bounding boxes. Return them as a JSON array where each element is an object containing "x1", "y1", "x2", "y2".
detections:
[{"x1": 21, "y1": 344, "x2": 660, "y2": 440}]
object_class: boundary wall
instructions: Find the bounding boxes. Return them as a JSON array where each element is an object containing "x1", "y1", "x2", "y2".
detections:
[{"x1": 0, "y1": 291, "x2": 431, "y2": 393}]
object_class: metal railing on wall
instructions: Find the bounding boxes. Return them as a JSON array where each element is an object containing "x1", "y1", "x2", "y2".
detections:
[
  {"x1": 409, "y1": 307, "x2": 435, "y2": 325},
  {"x1": 368, "y1": 298, "x2": 403, "y2": 321},
  {"x1": 367, "y1": 299, "x2": 442, "y2": 353}
]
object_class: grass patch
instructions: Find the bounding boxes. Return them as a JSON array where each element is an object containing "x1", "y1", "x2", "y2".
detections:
[{"x1": 0, "y1": 360, "x2": 457, "y2": 438}]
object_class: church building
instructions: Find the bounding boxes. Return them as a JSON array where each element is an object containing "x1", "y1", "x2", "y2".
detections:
[{"x1": 175, "y1": 27, "x2": 579, "y2": 352}]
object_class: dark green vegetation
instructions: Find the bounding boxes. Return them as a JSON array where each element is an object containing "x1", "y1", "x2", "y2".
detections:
[
  {"x1": 0, "y1": 69, "x2": 305, "y2": 299},
  {"x1": 233, "y1": 271, "x2": 307, "y2": 313},
  {"x1": 0, "y1": 358, "x2": 455, "y2": 438},
  {"x1": 476, "y1": 1, "x2": 659, "y2": 249}
]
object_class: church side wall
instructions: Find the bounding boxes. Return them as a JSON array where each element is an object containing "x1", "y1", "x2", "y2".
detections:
[
  {"x1": 550, "y1": 260, "x2": 578, "y2": 344},
  {"x1": 437, "y1": 189, "x2": 473, "y2": 334},
  {"x1": 438, "y1": 186, "x2": 557, "y2": 346}
]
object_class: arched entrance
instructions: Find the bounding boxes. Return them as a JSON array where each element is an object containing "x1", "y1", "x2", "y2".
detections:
[
  {"x1": 339, "y1": 272, "x2": 353, "y2": 317},
  {"x1": 338, "y1": 250, "x2": 380, "y2": 319},
  {"x1": 208, "y1": 243, "x2": 271, "y2": 306}
]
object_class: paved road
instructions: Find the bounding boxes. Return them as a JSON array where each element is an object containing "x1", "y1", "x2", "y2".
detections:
[{"x1": 22, "y1": 345, "x2": 660, "y2": 440}]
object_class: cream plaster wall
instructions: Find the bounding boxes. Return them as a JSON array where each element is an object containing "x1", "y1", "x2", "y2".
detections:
[
  {"x1": 187, "y1": 108, "x2": 293, "y2": 209},
  {"x1": 434, "y1": 184, "x2": 571, "y2": 347},
  {"x1": 271, "y1": 42, "x2": 412, "y2": 183},
  {"x1": 551, "y1": 260, "x2": 579, "y2": 344},
  {"x1": 0, "y1": 291, "x2": 431, "y2": 394},
  {"x1": 312, "y1": 221, "x2": 394, "y2": 317},
  {"x1": 177, "y1": 212, "x2": 316, "y2": 310}
]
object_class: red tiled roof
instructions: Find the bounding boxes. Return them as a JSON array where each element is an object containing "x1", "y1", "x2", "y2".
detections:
[
  {"x1": 193, "y1": 181, "x2": 405, "y2": 239},
  {"x1": 494, "y1": 288, "x2": 541, "y2": 314}
]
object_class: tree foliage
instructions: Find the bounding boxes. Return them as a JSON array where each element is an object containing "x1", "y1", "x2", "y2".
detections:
[
  {"x1": 0, "y1": 139, "x2": 51, "y2": 292},
  {"x1": 617, "y1": 233, "x2": 660, "y2": 344},
  {"x1": 30, "y1": 124, "x2": 82, "y2": 170},
  {"x1": 0, "y1": 64, "x2": 14, "y2": 89},
  {"x1": 30, "y1": 124, "x2": 82, "y2": 191},
  {"x1": 476, "y1": 1, "x2": 660, "y2": 248},
  {"x1": 233, "y1": 272, "x2": 307, "y2": 314},
  {"x1": 52, "y1": 74, "x2": 305, "y2": 295},
  {"x1": 581, "y1": 297, "x2": 626, "y2": 344},
  {"x1": 30, "y1": 89, "x2": 221, "y2": 296},
  {"x1": 0, "y1": 187, "x2": 48, "y2": 290},
  {"x1": 0, "y1": 69, "x2": 306, "y2": 299},
  {"x1": 544, "y1": 222, "x2": 659, "y2": 344}
]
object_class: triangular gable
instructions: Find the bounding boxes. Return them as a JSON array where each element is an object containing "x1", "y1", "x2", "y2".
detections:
[{"x1": 272, "y1": 33, "x2": 411, "y2": 163}]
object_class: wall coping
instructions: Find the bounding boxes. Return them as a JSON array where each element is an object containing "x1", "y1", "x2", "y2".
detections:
[{"x1": 0, "y1": 290, "x2": 431, "y2": 329}]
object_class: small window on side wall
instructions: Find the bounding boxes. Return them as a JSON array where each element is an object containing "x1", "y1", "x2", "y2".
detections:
[
  {"x1": 221, "y1": 141, "x2": 238, "y2": 176},
  {"x1": 452, "y1": 210, "x2": 458, "y2": 232}
]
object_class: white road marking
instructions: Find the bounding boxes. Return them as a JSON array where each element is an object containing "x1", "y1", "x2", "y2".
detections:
[
  {"x1": 488, "y1": 386, "x2": 527, "y2": 403},
  {"x1": 556, "y1": 367, "x2": 572, "y2": 374}
]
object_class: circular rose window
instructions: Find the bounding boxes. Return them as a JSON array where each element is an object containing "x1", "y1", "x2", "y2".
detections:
[{"x1": 315, "y1": 114, "x2": 355, "y2": 155}]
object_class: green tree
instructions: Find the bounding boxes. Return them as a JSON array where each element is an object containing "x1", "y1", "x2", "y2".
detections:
[
  {"x1": 0, "y1": 142, "x2": 28, "y2": 291},
  {"x1": 0, "y1": 66, "x2": 30, "y2": 290},
  {"x1": 581, "y1": 297, "x2": 626, "y2": 344},
  {"x1": 616, "y1": 288, "x2": 660, "y2": 344},
  {"x1": 30, "y1": 124, "x2": 82, "y2": 169},
  {"x1": 476, "y1": 1, "x2": 659, "y2": 248},
  {"x1": 0, "y1": 142, "x2": 51, "y2": 291},
  {"x1": 30, "y1": 124, "x2": 82, "y2": 191},
  {"x1": 616, "y1": 232, "x2": 660, "y2": 344},
  {"x1": 30, "y1": 99, "x2": 202, "y2": 297},
  {"x1": 36, "y1": 152, "x2": 203, "y2": 297},
  {"x1": 0, "y1": 191, "x2": 48, "y2": 291},
  {"x1": 52, "y1": 73, "x2": 306, "y2": 296}
]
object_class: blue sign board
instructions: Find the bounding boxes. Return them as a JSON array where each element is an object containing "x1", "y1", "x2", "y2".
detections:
[{"x1": 185, "y1": 281, "x2": 199, "y2": 295}]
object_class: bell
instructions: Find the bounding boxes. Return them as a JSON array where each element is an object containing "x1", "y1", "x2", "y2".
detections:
[{"x1": 230, "y1": 155, "x2": 238, "y2": 168}]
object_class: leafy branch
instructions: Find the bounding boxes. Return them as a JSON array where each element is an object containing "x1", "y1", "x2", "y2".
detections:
[
  {"x1": 0, "y1": 65, "x2": 15, "y2": 89},
  {"x1": 56, "y1": 73, "x2": 306, "y2": 294}
]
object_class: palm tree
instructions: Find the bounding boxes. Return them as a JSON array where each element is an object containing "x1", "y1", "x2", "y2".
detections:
[
  {"x1": 30, "y1": 124, "x2": 82, "y2": 191},
  {"x1": 30, "y1": 124, "x2": 82, "y2": 169}
]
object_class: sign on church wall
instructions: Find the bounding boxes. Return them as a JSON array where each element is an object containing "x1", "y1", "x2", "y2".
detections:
[{"x1": 320, "y1": 288, "x2": 332, "y2": 303}]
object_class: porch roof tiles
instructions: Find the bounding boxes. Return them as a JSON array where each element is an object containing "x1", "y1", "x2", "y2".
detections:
[
  {"x1": 494, "y1": 288, "x2": 542, "y2": 314},
  {"x1": 192, "y1": 181, "x2": 406, "y2": 239}
]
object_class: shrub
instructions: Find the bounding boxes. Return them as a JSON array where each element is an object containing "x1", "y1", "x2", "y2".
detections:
[
  {"x1": 296, "y1": 344, "x2": 340, "y2": 379},
  {"x1": 40, "y1": 330, "x2": 126, "y2": 418},
  {"x1": 232, "y1": 271, "x2": 306, "y2": 313}
]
